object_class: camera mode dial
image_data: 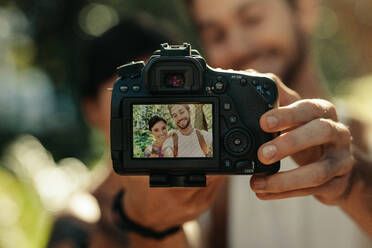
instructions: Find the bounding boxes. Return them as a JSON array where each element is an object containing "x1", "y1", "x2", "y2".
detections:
[{"x1": 117, "y1": 61, "x2": 144, "y2": 79}]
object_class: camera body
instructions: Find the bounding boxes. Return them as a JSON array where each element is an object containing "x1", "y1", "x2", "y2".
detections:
[{"x1": 111, "y1": 43, "x2": 280, "y2": 187}]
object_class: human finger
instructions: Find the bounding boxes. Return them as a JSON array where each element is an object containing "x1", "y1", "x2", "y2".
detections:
[
  {"x1": 260, "y1": 99, "x2": 338, "y2": 133},
  {"x1": 258, "y1": 118, "x2": 351, "y2": 165},
  {"x1": 254, "y1": 174, "x2": 351, "y2": 205},
  {"x1": 251, "y1": 151, "x2": 354, "y2": 194}
]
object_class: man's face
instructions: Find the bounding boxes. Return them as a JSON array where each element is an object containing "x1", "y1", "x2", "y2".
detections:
[
  {"x1": 170, "y1": 105, "x2": 191, "y2": 130},
  {"x1": 192, "y1": 0, "x2": 307, "y2": 85}
]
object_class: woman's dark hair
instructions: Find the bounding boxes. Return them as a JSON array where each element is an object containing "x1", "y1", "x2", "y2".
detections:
[{"x1": 148, "y1": 116, "x2": 167, "y2": 131}]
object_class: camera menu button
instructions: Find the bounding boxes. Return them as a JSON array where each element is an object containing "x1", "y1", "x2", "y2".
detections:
[
  {"x1": 236, "y1": 160, "x2": 253, "y2": 169},
  {"x1": 132, "y1": 85, "x2": 141, "y2": 92},
  {"x1": 215, "y1": 81, "x2": 225, "y2": 92},
  {"x1": 223, "y1": 103, "x2": 231, "y2": 111},
  {"x1": 119, "y1": 85, "x2": 129, "y2": 92}
]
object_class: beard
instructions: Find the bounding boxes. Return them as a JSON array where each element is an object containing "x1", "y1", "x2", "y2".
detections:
[
  {"x1": 281, "y1": 27, "x2": 308, "y2": 88},
  {"x1": 176, "y1": 118, "x2": 190, "y2": 130},
  {"x1": 230, "y1": 26, "x2": 308, "y2": 89}
]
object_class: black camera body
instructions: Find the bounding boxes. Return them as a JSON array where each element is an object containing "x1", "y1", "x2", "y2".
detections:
[{"x1": 111, "y1": 43, "x2": 279, "y2": 187}]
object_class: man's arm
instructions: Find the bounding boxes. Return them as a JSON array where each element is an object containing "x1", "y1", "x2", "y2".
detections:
[
  {"x1": 121, "y1": 175, "x2": 225, "y2": 248},
  {"x1": 162, "y1": 138, "x2": 174, "y2": 158},
  {"x1": 200, "y1": 130, "x2": 213, "y2": 157},
  {"x1": 125, "y1": 227, "x2": 189, "y2": 248},
  {"x1": 339, "y1": 151, "x2": 372, "y2": 236}
]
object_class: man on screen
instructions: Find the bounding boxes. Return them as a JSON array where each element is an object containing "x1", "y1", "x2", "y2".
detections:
[{"x1": 162, "y1": 104, "x2": 213, "y2": 157}]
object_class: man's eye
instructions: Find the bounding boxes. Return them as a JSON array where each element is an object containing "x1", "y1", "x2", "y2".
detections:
[
  {"x1": 241, "y1": 14, "x2": 261, "y2": 27},
  {"x1": 202, "y1": 28, "x2": 226, "y2": 45}
]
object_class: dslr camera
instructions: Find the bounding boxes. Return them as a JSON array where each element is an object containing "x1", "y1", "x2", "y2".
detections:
[{"x1": 111, "y1": 43, "x2": 279, "y2": 187}]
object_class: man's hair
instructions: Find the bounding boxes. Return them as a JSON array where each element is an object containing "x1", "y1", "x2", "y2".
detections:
[
  {"x1": 79, "y1": 16, "x2": 177, "y2": 100},
  {"x1": 167, "y1": 104, "x2": 191, "y2": 116},
  {"x1": 184, "y1": 0, "x2": 296, "y2": 9},
  {"x1": 148, "y1": 116, "x2": 167, "y2": 131}
]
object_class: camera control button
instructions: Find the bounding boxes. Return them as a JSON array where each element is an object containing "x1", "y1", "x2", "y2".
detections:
[
  {"x1": 252, "y1": 80, "x2": 258, "y2": 86},
  {"x1": 263, "y1": 81, "x2": 270, "y2": 90},
  {"x1": 132, "y1": 85, "x2": 141, "y2": 92},
  {"x1": 229, "y1": 115, "x2": 237, "y2": 124},
  {"x1": 236, "y1": 161, "x2": 253, "y2": 169},
  {"x1": 234, "y1": 138, "x2": 241, "y2": 145},
  {"x1": 120, "y1": 85, "x2": 129, "y2": 92},
  {"x1": 223, "y1": 103, "x2": 231, "y2": 111},
  {"x1": 224, "y1": 160, "x2": 232, "y2": 168},
  {"x1": 224, "y1": 129, "x2": 253, "y2": 156},
  {"x1": 240, "y1": 78, "x2": 247, "y2": 86},
  {"x1": 215, "y1": 82, "x2": 225, "y2": 92}
]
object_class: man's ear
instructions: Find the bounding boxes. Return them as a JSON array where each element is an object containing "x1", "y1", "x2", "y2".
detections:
[
  {"x1": 294, "y1": 0, "x2": 320, "y2": 35},
  {"x1": 82, "y1": 98, "x2": 102, "y2": 129}
]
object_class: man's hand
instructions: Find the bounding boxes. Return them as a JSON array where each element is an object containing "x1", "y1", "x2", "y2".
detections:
[
  {"x1": 122, "y1": 175, "x2": 225, "y2": 230},
  {"x1": 250, "y1": 74, "x2": 355, "y2": 206}
]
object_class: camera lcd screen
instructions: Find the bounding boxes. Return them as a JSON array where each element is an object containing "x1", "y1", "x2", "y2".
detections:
[{"x1": 132, "y1": 103, "x2": 214, "y2": 158}]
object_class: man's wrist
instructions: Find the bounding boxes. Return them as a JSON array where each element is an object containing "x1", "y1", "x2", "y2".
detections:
[
  {"x1": 128, "y1": 230, "x2": 189, "y2": 248},
  {"x1": 117, "y1": 190, "x2": 181, "y2": 236},
  {"x1": 117, "y1": 190, "x2": 190, "y2": 248},
  {"x1": 122, "y1": 191, "x2": 159, "y2": 230}
]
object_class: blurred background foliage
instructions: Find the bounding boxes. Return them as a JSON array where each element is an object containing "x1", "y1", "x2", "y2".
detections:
[
  {"x1": 0, "y1": 0, "x2": 371, "y2": 247},
  {"x1": 0, "y1": 0, "x2": 371, "y2": 164}
]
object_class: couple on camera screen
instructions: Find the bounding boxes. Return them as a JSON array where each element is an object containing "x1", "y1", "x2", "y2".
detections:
[{"x1": 134, "y1": 104, "x2": 213, "y2": 158}]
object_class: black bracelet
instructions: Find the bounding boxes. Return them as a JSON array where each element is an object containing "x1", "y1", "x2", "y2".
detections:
[{"x1": 112, "y1": 189, "x2": 181, "y2": 240}]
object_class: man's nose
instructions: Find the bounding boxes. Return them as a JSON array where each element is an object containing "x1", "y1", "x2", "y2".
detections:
[{"x1": 226, "y1": 29, "x2": 253, "y2": 69}]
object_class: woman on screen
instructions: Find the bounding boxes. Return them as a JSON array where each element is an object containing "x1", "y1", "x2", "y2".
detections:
[{"x1": 144, "y1": 115, "x2": 169, "y2": 158}]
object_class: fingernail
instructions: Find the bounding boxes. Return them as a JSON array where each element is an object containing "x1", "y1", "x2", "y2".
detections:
[
  {"x1": 262, "y1": 145, "x2": 277, "y2": 160},
  {"x1": 266, "y1": 116, "x2": 278, "y2": 129},
  {"x1": 253, "y1": 178, "x2": 266, "y2": 190}
]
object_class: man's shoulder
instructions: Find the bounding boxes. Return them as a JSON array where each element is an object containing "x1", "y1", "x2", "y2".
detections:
[
  {"x1": 163, "y1": 132, "x2": 176, "y2": 147},
  {"x1": 199, "y1": 129, "x2": 212, "y2": 137}
]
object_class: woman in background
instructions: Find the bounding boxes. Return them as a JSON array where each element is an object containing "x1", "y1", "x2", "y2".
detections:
[{"x1": 144, "y1": 115, "x2": 169, "y2": 158}]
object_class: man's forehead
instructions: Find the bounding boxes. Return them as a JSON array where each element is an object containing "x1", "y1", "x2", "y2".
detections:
[
  {"x1": 170, "y1": 105, "x2": 187, "y2": 113},
  {"x1": 192, "y1": 0, "x2": 263, "y2": 23}
]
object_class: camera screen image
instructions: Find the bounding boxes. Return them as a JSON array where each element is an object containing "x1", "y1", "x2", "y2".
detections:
[{"x1": 132, "y1": 103, "x2": 213, "y2": 158}]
